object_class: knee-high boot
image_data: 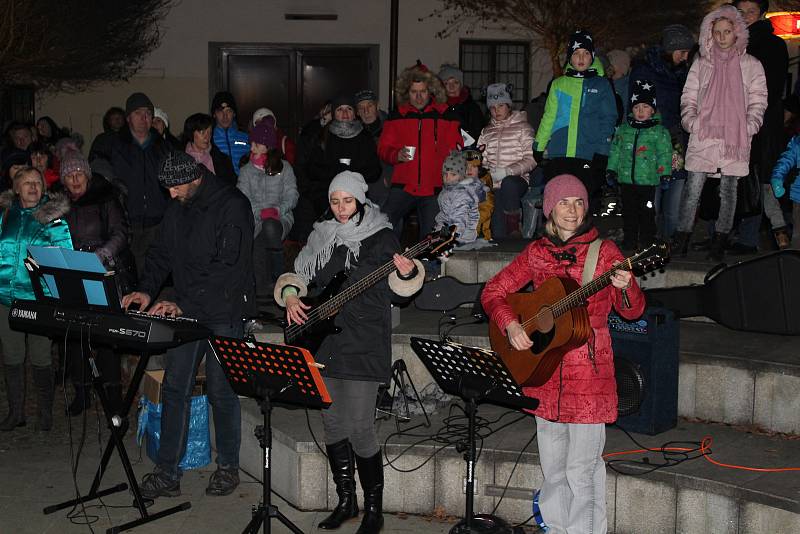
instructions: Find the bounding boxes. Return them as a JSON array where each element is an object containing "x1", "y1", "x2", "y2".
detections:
[
  {"x1": 355, "y1": 451, "x2": 384, "y2": 534},
  {"x1": 32, "y1": 365, "x2": 54, "y2": 431},
  {"x1": 318, "y1": 439, "x2": 359, "y2": 529},
  {"x1": 0, "y1": 364, "x2": 26, "y2": 430}
]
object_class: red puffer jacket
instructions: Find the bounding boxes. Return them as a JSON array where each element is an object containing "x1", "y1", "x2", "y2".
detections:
[
  {"x1": 481, "y1": 226, "x2": 645, "y2": 423},
  {"x1": 378, "y1": 101, "x2": 462, "y2": 197}
]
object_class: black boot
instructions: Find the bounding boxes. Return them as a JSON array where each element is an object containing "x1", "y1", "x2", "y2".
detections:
[
  {"x1": 355, "y1": 451, "x2": 384, "y2": 534},
  {"x1": 32, "y1": 365, "x2": 54, "y2": 431},
  {"x1": 708, "y1": 232, "x2": 728, "y2": 263},
  {"x1": 67, "y1": 382, "x2": 92, "y2": 417},
  {"x1": 318, "y1": 439, "x2": 359, "y2": 529},
  {"x1": 0, "y1": 364, "x2": 26, "y2": 431},
  {"x1": 671, "y1": 231, "x2": 692, "y2": 257}
]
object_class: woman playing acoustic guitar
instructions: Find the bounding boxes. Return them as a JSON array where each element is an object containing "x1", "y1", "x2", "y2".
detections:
[{"x1": 481, "y1": 174, "x2": 645, "y2": 534}]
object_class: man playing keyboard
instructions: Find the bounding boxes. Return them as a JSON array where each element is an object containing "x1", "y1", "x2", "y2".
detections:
[{"x1": 122, "y1": 151, "x2": 255, "y2": 499}]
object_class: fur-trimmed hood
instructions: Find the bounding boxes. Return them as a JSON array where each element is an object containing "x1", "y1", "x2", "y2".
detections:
[
  {"x1": 699, "y1": 4, "x2": 749, "y2": 58},
  {"x1": 0, "y1": 190, "x2": 70, "y2": 225},
  {"x1": 395, "y1": 64, "x2": 447, "y2": 106}
]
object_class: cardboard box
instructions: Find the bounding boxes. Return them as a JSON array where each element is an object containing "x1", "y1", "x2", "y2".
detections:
[{"x1": 143, "y1": 369, "x2": 206, "y2": 405}]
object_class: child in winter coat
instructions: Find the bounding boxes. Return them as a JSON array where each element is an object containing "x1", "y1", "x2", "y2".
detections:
[
  {"x1": 770, "y1": 137, "x2": 800, "y2": 249},
  {"x1": 236, "y1": 118, "x2": 299, "y2": 295},
  {"x1": 673, "y1": 5, "x2": 767, "y2": 261},
  {"x1": 434, "y1": 150, "x2": 486, "y2": 244},
  {"x1": 606, "y1": 79, "x2": 673, "y2": 250},
  {"x1": 464, "y1": 146, "x2": 494, "y2": 240},
  {"x1": 534, "y1": 30, "x2": 619, "y2": 207}
]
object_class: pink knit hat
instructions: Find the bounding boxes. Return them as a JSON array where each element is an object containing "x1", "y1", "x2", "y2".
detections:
[{"x1": 543, "y1": 174, "x2": 588, "y2": 217}]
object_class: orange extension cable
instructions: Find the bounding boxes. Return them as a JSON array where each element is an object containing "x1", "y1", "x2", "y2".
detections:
[{"x1": 603, "y1": 436, "x2": 800, "y2": 473}]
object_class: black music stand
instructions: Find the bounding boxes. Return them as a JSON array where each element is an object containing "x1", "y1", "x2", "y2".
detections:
[
  {"x1": 211, "y1": 336, "x2": 332, "y2": 534},
  {"x1": 19, "y1": 252, "x2": 193, "y2": 533},
  {"x1": 410, "y1": 337, "x2": 538, "y2": 534}
]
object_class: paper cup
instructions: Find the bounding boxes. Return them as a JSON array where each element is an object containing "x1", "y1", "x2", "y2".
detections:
[
  {"x1": 339, "y1": 158, "x2": 351, "y2": 166},
  {"x1": 405, "y1": 146, "x2": 417, "y2": 160}
]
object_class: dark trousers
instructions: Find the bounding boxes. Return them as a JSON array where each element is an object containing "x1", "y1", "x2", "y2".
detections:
[
  {"x1": 253, "y1": 219, "x2": 284, "y2": 296},
  {"x1": 384, "y1": 187, "x2": 438, "y2": 240},
  {"x1": 157, "y1": 321, "x2": 243, "y2": 479},
  {"x1": 620, "y1": 184, "x2": 657, "y2": 248},
  {"x1": 491, "y1": 176, "x2": 529, "y2": 239},
  {"x1": 130, "y1": 223, "x2": 161, "y2": 280}
]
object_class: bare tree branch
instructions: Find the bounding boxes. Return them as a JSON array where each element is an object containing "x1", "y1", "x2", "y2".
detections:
[{"x1": 0, "y1": 0, "x2": 175, "y2": 92}]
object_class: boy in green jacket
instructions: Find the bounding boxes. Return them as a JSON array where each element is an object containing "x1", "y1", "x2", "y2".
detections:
[{"x1": 606, "y1": 79, "x2": 672, "y2": 250}]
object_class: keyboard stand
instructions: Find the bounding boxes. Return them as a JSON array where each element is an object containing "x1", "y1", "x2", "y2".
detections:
[{"x1": 43, "y1": 349, "x2": 191, "y2": 534}]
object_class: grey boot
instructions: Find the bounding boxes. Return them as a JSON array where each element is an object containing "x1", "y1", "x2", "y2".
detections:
[
  {"x1": 0, "y1": 364, "x2": 26, "y2": 431},
  {"x1": 32, "y1": 366, "x2": 54, "y2": 431}
]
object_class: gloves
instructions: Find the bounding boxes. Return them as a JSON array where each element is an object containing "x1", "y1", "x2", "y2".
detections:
[
  {"x1": 660, "y1": 174, "x2": 673, "y2": 183},
  {"x1": 771, "y1": 178, "x2": 785, "y2": 198},
  {"x1": 491, "y1": 167, "x2": 508, "y2": 180},
  {"x1": 605, "y1": 170, "x2": 618, "y2": 187},
  {"x1": 532, "y1": 151, "x2": 544, "y2": 165},
  {"x1": 260, "y1": 207, "x2": 280, "y2": 220}
]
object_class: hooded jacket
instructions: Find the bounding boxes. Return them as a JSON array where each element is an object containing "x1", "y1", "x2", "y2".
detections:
[
  {"x1": 607, "y1": 115, "x2": 673, "y2": 186},
  {"x1": 0, "y1": 191, "x2": 72, "y2": 306},
  {"x1": 212, "y1": 125, "x2": 249, "y2": 176},
  {"x1": 535, "y1": 58, "x2": 618, "y2": 160},
  {"x1": 435, "y1": 177, "x2": 485, "y2": 243},
  {"x1": 481, "y1": 226, "x2": 645, "y2": 423},
  {"x1": 138, "y1": 170, "x2": 255, "y2": 325},
  {"x1": 477, "y1": 110, "x2": 536, "y2": 182},
  {"x1": 378, "y1": 66, "x2": 463, "y2": 196},
  {"x1": 681, "y1": 6, "x2": 768, "y2": 177},
  {"x1": 237, "y1": 160, "x2": 299, "y2": 239}
]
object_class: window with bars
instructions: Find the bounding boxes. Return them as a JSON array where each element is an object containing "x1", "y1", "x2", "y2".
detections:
[
  {"x1": 460, "y1": 40, "x2": 530, "y2": 112},
  {"x1": 1, "y1": 86, "x2": 35, "y2": 126}
]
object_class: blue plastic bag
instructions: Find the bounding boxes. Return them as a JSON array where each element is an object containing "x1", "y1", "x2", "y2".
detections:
[{"x1": 137, "y1": 395, "x2": 211, "y2": 471}]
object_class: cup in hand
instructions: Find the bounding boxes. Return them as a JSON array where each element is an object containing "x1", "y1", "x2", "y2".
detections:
[
  {"x1": 339, "y1": 158, "x2": 351, "y2": 166},
  {"x1": 404, "y1": 146, "x2": 417, "y2": 161}
]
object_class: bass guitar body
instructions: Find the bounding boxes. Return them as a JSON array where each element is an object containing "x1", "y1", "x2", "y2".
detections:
[
  {"x1": 283, "y1": 272, "x2": 347, "y2": 355},
  {"x1": 488, "y1": 277, "x2": 592, "y2": 387}
]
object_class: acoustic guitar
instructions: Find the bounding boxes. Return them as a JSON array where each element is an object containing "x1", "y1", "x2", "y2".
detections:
[
  {"x1": 487, "y1": 241, "x2": 669, "y2": 388},
  {"x1": 284, "y1": 226, "x2": 457, "y2": 355}
]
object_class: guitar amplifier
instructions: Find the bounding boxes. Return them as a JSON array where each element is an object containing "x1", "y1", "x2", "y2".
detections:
[{"x1": 609, "y1": 306, "x2": 679, "y2": 435}]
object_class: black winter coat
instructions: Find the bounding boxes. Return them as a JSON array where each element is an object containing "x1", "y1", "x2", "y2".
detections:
[
  {"x1": 111, "y1": 127, "x2": 172, "y2": 226},
  {"x1": 210, "y1": 145, "x2": 237, "y2": 185},
  {"x1": 311, "y1": 227, "x2": 399, "y2": 382},
  {"x1": 305, "y1": 126, "x2": 381, "y2": 215},
  {"x1": 747, "y1": 19, "x2": 789, "y2": 183},
  {"x1": 138, "y1": 170, "x2": 255, "y2": 325},
  {"x1": 445, "y1": 88, "x2": 486, "y2": 143}
]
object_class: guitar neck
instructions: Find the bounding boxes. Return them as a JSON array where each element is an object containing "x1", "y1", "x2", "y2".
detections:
[
  {"x1": 313, "y1": 238, "x2": 430, "y2": 319},
  {"x1": 550, "y1": 256, "x2": 634, "y2": 318}
]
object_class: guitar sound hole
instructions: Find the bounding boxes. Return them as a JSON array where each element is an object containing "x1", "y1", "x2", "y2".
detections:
[{"x1": 529, "y1": 323, "x2": 555, "y2": 353}]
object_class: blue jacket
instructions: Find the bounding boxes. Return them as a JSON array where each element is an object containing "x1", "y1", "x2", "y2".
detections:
[
  {"x1": 213, "y1": 126, "x2": 249, "y2": 176},
  {"x1": 535, "y1": 59, "x2": 618, "y2": 160},
  {"x1": 771, "y1": 135, "x2": 800, "y2": 203}
]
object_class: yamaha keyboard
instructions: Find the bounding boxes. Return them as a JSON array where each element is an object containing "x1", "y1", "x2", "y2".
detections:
[{"x1": 8, "y1": 299, "x2": 212, "y2": 351}]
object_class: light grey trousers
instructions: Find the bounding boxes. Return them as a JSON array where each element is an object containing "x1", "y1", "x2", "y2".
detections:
[
  {"x1": 677, "y1": 171, "x2": 739, "y2": 234},
  {"x1": 536, "y1": 417, "x2": 607, "y2": 534}
]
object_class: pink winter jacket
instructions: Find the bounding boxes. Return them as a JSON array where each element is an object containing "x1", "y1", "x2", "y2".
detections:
[
  {"x1": 477, "y1": 110, "x2": 536, "y2": 183},
  {"x1": 681, "y1": 5, "x2": 768, "y2": 177}
]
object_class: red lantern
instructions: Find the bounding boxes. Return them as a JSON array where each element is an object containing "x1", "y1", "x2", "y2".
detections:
[{"x1": 766, "y1": 12, "x2": 800, "y2": 39}]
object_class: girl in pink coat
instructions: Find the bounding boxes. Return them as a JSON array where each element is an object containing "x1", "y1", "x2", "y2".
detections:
[
  {"x1": 482, "y1": 174, "x2": 645, "y2": 534},
  {"x1": 673, "y1": 4, "x2": 767, "y2": 261}
]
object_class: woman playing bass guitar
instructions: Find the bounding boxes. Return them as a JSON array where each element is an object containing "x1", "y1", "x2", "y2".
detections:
[
  {"x1": 275, "y1": 171, "x2": 424, "y2": 534},
  {"x1": 481, "y1": 174, "x2": 645, "y2": 534}
]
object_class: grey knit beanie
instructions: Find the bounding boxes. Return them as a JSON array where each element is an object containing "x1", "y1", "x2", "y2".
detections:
[
  {"x1": 662, "y1": 24, "x2": 695, "y2": 52},
  {"x1": 438, "y1": 64, "x2": 463, "y2": 85},
  {"x1": 329, "y1": 171, "x2": 368, "y2": 203},
  {"x1": 442, "y1": 149, "x2": 466, "y2": 178},
  {"x1": 159, "y1": 151, "x2": 202, "y2": 187},
  {"x1": 486, "y1": 83, "x2": 513, "y2": 108}
]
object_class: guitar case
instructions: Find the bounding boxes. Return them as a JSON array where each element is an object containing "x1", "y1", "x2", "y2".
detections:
[
  {"x1": 646, "y1": 250, "x2": 800, "y2": 335},
  {"x1": 414, "y1": 276, "x2": 487, "y2": 318}
]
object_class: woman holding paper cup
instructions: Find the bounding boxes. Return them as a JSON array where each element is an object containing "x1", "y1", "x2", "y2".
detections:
[
  {"x1": 477, "y1": 83, "x2": 536, "y2": 239},
  {"x1": 303, "y1": 95, "x2": 382, "y2": 221},
  {"x1": 0, "y1": 166, "x2": 72, "y2": 431}
]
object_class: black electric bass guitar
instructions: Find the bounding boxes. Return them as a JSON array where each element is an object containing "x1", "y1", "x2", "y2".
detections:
[{"x1": 284, "y1": 226, "x2": 457, "y2": 354}]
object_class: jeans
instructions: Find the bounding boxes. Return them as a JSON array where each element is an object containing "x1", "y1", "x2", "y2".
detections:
[
  {"x1": 490, "y1": 175, "x2": 528, "y2": 239},
  {"x1": 735, "y1": 184, "x2": 787, "y2": 247},
  {"x1": 678, "y1": 172, "x2": 738, "y2": 234},
  {"x1": 157, "y1": 321, "x2": 243, "y2": 479},
  {"x1": 654, "y1": 178, "x2": 684, "y2": 239},
  {"x1": 384, "y1": 187, "x2": 438, "y2": 240},
  {"x1": 536, "y1": 417, "x2": 607, "y2": 534},
  {"x1": 321, "y1": 377, "x2": 381, "y2": 458},
  {"x1": 252, "y1": 219, "x2": 284, "y2": 295}
]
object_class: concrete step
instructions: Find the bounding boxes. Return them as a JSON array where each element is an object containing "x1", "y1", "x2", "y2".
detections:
[
  {"x1": 238, "y1": 400, "x2": 800, "y2": 534},
  {"x1": 253, "y1": 307, "x2": 800, "y2": 437}
]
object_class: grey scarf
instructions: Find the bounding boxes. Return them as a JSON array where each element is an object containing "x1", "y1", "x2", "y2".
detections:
[
  {"x1": 328, "y1": 119, "x2": 363, "y2": 139},
  {"x1": 294, "y1": 201, "x2": 393, "y2": 284}
]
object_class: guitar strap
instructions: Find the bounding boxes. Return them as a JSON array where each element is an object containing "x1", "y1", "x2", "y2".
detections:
[{"x1": 581, "y1": 238, "x2": 603, "y2": 287}]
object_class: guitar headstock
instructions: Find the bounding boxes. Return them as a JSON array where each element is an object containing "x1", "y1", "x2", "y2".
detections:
[
  {"x1": 418, "y1": 225, "x2": 459, "y2": 260},
  {"x1": 626, "y1": 240, "x2": 670, "y2": 276}
]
